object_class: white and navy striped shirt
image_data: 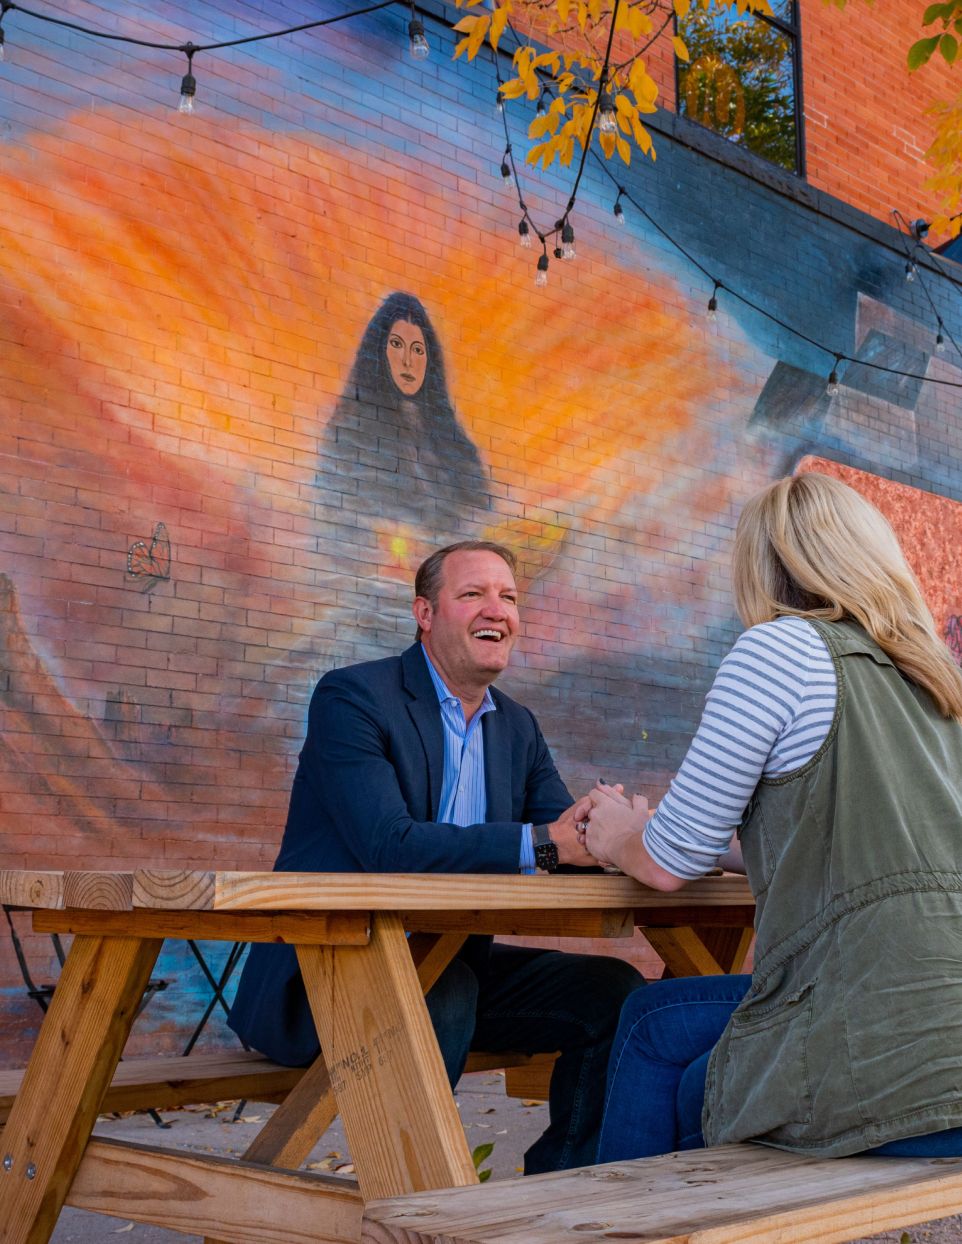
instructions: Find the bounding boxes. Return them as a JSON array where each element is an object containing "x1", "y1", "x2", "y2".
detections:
[{"x1": 645, "y1": 616, "x2": 837, "y2": 880}]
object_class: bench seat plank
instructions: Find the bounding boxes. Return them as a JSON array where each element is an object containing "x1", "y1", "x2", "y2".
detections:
[
  {"x1": 0, "y1": 1048, "x2": 556, "y2": 1127},
  {"x1": 360, "y1": 1144, "x2": 962, "y2": 1244},
  {"x1": 67, "y1": 1137, "x2": 361, "y2": 1244}
]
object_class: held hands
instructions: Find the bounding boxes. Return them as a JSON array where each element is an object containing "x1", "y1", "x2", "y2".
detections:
[
  {"x1": 547, "y1": 800, "x2": 604, "y2": 867},
  {"x1": 577, "y1": 782, "x2": 650, "y2": 873}
]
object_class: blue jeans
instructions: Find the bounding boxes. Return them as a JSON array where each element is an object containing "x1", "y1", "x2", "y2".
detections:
[
  {"x1": 426, "y1": 943, "x2": 642, "y2": 1174},
  {"x1": 597, "y1": 975, "x2": 962, "y2": 1162}
]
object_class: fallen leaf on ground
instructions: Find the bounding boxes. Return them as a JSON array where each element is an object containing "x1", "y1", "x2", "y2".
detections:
[{"x1": 113, "y1": 1224, "x2": 134, "y2": 1234}]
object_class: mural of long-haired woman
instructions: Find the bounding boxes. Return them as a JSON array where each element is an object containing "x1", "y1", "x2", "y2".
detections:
[{"x1": 319, "y1": 291, "x2": 487, "y2": 533}]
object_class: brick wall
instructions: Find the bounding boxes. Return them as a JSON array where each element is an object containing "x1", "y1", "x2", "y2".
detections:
[{"x1": 1, "y1": 0, "x2": 960, "y2": 1060}]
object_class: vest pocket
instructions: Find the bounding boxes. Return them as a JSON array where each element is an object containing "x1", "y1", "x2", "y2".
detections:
[{"x1": 721, "y1": 980, "x2": 815, "y2": 1133}]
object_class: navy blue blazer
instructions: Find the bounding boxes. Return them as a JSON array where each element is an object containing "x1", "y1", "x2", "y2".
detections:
[{"x1": 228, "y1": 643, "x2": 571, "y2": 1065}]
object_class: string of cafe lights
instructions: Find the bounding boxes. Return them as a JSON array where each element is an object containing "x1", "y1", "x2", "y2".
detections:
[
  {"x1": 3, "y1": 0, "x2": 962, "y2": 394},
  {"x1": 891, "y1": 209, "x2": 961, "y2": 361},
  {"x1": 488, "y1": 14, "x2": 962, "y2": 394},
  {"x1": 0, "y1": 0, "x2": 407, "y2": 111}
]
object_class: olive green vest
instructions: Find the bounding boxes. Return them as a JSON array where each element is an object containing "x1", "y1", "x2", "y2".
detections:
[{"x1": 703, "y1": 618, "x2": 962, "y2": 1156}]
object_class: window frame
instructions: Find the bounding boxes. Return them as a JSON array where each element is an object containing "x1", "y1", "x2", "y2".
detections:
[{"x1": 673, "y1": 1, "x2": 806, "y2": 177}]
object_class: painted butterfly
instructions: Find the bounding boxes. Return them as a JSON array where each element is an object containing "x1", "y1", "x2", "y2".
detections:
[{"x1": 127, "y1": 522, "x2": 171, "y2": 585}]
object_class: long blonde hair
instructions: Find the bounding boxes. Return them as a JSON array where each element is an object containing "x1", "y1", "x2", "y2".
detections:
[{"x1": 733, "y1": 472, "x2": 962, "y2": 720}]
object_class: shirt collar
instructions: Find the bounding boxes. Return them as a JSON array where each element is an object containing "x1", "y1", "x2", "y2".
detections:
[{"x1": 420, "y1": 644, "x2": 496, "y2": 715}]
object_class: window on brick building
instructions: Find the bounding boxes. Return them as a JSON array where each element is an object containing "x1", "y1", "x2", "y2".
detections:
[{"x1": 675, "y1": 0, "x2": 803, "y2": 174}]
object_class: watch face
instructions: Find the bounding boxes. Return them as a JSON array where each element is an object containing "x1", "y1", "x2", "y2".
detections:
[{"x1": 535, "y1": 841, "x2": 559, "y2": 873}]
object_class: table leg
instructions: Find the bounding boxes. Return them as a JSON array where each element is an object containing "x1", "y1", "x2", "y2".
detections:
[
  {"x1": 643, "y1": 924, "x2": 754, "y2": 978},
  {"x1": 0, "y1": 933, "x2": 161, "y2": 1244},
  {"x1": 297, "y1": 913, "x2": 477, "y2": 1201}
]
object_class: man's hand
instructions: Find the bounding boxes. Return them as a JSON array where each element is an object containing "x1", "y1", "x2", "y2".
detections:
[{"x1": 547, "y1": 802, "x2": 603, "y2": 867}]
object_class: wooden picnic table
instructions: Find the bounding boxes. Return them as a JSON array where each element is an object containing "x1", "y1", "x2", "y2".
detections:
[{"x1": 0, "y1": 868, "x2": 754, "y2": 1244}]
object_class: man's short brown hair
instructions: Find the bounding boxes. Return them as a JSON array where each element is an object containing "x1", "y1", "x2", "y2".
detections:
[{"x1": 414, "y1": 540, "x2": 517, "y2": 640}]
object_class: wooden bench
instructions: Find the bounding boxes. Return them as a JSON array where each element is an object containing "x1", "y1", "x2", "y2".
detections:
[
  {"x1": 360, "y1": 1143, "x2": 962, "y2": 1244},
  {"x1": 0, "y1": 1048, "x2": 557, "y2": 1128}
]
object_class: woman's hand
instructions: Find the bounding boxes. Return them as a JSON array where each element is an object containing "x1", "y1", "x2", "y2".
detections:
[
  {"x1": 578, "y1": 784, "x2": 687, "y2": 891},
  {"x1": 583, "y1": 786, "x2": 649, "y2": 872}
]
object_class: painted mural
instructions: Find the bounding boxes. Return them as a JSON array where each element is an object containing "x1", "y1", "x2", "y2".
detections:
[{"x1": 1, "y1": 0, "x2": 961, "y2": 1057}]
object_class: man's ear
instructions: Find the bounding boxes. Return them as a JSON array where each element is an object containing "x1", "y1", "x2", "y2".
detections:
[{"x1": 412, "y1": 596, "x2": 433, "y2": 633}]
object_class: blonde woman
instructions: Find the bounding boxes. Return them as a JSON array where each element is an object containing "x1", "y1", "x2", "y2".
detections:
[{"x1": 587, "y1": 472, "x2": 962, "y2": 1161}]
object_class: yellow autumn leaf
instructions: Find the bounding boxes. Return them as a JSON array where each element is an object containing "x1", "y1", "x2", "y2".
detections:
[
  {"x1": 617, "y1": 135, "x2": 631, "y2": 164},
  {"x1": 599, "y1": 129, "x2": 617, "y2": 158},
  {"x1": 489, "y1": 6, "x2": 509, "y2": 49},
  {"x1": 452, "y1": 14, "x2": 479, "y2": 31},
  {"x1": 467, "y1": 14, "x2": 490, "y2": 57},
  {"x1": 673, "y1": 0, "x2": 691, "y2": 15},
  {"x1": 672, "y1": 34, "x2": 691, "y2": 62},
  {"x1": 499, "y1": 77, "x2": 528, "y2": 99},
  {"x1": 628, "y1": 6, "x2": 653, "y2": 36},
  {"x1": 557, "y1": 0, "x2": 571, "y2": 20},
  {"x1": 453, "y1": 34, "x2": 471, "y2": 59}
]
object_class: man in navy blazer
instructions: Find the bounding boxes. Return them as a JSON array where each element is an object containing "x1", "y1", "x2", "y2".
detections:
[{"x1": 229, "y1": 540, "x2": 642, "y2": 1173}]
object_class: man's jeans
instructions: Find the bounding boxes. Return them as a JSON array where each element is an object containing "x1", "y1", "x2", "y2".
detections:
[
  {"x1": 597, "y1": 974, "x2": 962, "y2": 1162},
  {"x1": 426, "y1": 943, "x2": 642, "y2": 1174}
]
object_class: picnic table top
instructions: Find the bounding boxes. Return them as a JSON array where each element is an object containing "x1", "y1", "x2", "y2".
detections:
[{"x1": 0, "y1": 868, "x2": 753, "y2": 913}]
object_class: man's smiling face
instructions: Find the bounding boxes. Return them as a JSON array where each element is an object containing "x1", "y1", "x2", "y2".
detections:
[{"x1": 414, "y1": 549, "x2": 519, "y2": 692}]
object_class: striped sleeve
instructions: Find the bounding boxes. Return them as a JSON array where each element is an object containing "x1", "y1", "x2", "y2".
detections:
[{"x1": 643, "y1": 616, "x2": 837, "y2": 880}]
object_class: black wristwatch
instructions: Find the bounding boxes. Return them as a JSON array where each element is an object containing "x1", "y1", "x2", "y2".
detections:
[{"x1": 531, "y1": 823, "x2": 559, "y2": 873}]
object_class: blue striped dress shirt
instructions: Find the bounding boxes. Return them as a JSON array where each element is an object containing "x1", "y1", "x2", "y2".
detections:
[{"x1": 421, "y1": 646, "x2": 535, "y2": 872}]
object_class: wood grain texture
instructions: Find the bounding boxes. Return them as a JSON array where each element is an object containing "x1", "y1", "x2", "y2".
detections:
[
  {"x1": 132, "y1": 869, "x2": 216, "y2": 910},
  {"x1": 642, "y1": 927, "x2": 725, "y2": 976},
  {"x1": 0, "y1": 933, "x2": 161, "y2": 1244},
  {"x1": 359, "y1": 1145, "x2": 962, "y2": 1244},
  {"x1": 66, "y1": 1137, "x2": 361, "y2": 1244},
  {"x1": 403, "y1": 910, "x2": 634, "y2": 938},
  {"x1": 210, "y1": 872, "x2": 752, "y2": 913},
  {"x1": 239, "y1": 1055, "x2": 338, "y2": 1170},
  {"x1": 62, "y1": 872, "x2": 133, "y2": 911},
  {"x1": 34, "y1": 909, "x2": 371, "y2": 945},
  {"x1": 501, "y1": 1053, "x2": 556, "y2": 1103},
  {"x1": 0, "y1": 1051, "x2": 304, "y2": 1127},
  {"x1": 0, "y1": 871, "x2": 64, "y2": 909},
  {"x1": 299, "y1": 914, "x2": 477, "y2": 1200}
]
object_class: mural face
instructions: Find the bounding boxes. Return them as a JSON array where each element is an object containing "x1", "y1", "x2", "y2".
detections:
[
  {"x1": 386, "y1": 319, "x2": 428, "y2": 396},
  {"x1": 1, "y1": 0, "x2": 961, "y2": 1055}
]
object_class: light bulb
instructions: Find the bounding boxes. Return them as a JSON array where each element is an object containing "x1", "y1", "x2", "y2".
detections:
[
  {"x1": 518, "y1": 219, "x2": 532, "y2": 249},
  {"x1": 178, "y1": 72, "x2": 196, "y2": 114},
  {"x1": 0, "y1": 29, "x2": 6, "y2": 63},
  {"x1": 536, "y1": 253, "x2": 549, "y2": 287},
  {"x1": 561, "y1": 221, "x2": 575, "y2": 261},
  {"x1": 500, "y1": 159, "x2": 511, "y2": 185},
  {"x1": 706, "y1": 294, "x2": 718, "y2": 323},
  {"x1": 536, "y1": 94, "x2": 546, "y2": 116},
  {"x1": 408, "y1": 18, "x2": 429, "y2": 59},
  {"x1": 905, "y1": 261, "x2": 917, "y2": 283},
  {"x1": 827, "y1": 360, "x2": 841, "y2": 397},
  {"x1": 937, "y1": 329, "x2": 946, "y2": 354},
  {"x1": 613, "y1": 200, "x2": 624, "y2": 225},
  {"x1": 496, "y1": 90, "x2": 504, "y2": 114},
  {"x1": 598, "y1": 89, "x2": 616, "y2": 134}
]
